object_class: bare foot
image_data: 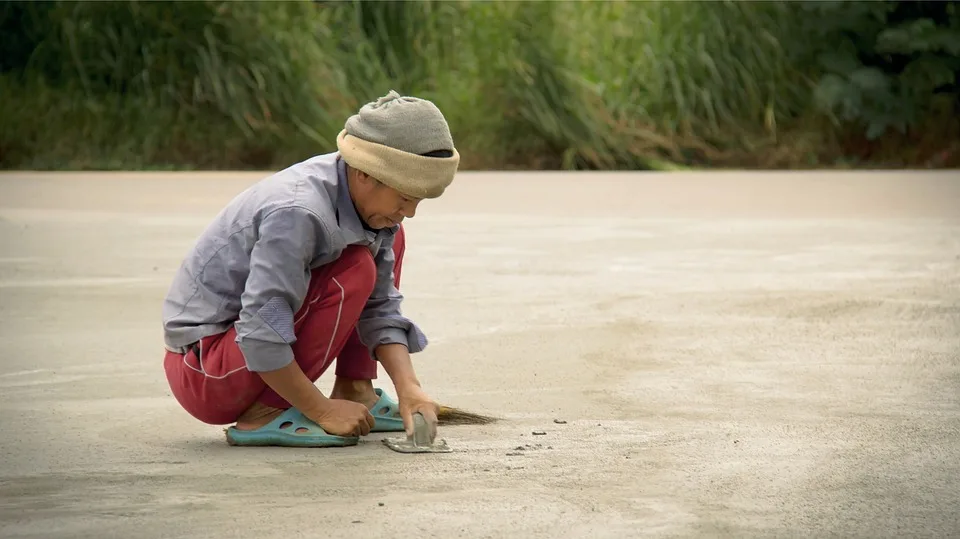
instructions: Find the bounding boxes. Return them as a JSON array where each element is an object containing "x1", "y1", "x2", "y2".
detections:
[
  {"x1": 234, "y1": 401, "x2": 284, "y2": 431},
  {"x1": 329, "y1": 377, "x2": 379, "y2": 410}
]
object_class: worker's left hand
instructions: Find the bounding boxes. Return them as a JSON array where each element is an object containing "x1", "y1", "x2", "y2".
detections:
[{"x1": 397, "y1": 384, "x2": 440, "y2": 440}]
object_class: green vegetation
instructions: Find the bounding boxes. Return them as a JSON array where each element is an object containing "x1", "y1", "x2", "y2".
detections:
[{"x1": 2, "y1": 0, "x2": 958, "y2": 171}]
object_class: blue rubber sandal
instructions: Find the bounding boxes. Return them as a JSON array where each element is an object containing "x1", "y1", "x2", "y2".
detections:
[
  {"x1": 225, "y1": 407, "x2": 359, "y2": 447},
  {"x1": 370, "y1": 387, "x2": 405, "y2": 433}
]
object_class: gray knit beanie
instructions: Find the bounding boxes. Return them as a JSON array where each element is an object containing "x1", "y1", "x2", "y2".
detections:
[{"x1": 337, "y1": 90, "x2": 460, "y2": 199}]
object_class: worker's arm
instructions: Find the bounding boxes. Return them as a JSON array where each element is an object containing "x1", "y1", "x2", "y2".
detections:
[
  {"x1": 257, "y1": 361, "x2": 373, "y2": 436},
  {"x1": 355, "y1": 231, "x2": 430, "y2": 358},
  {"x1": 234, "y1": 205, "x2": 372, "y2": 436},
  {"x1": 376, "y1": 342, "x2": 439, "y2": 438},
  {"x1": 354, "y1": 231, "x2": 438, "y2": 435}
]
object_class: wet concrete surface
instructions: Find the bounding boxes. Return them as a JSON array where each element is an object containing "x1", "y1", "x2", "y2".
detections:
[{"x1": 0, "y1": 170, "x2": 959, "y2": 538}]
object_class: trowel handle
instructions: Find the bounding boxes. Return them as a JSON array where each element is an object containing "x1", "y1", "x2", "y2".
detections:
[{"x1": 410, "y1": 412, "x2": 434, "y2": 446}]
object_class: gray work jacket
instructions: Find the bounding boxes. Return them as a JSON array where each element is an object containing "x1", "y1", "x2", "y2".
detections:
[{"x1": 161, "y1": 152, "x2": 426, "y2": 372}]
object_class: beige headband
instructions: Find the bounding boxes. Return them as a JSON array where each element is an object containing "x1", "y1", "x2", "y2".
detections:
[{"x1": 336, "y1": 129, "x2": 460, "y2": 199}]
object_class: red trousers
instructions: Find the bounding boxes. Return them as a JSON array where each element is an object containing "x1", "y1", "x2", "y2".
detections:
[{"x1": 163, "y1": 226, "x2": 406, "y2": 425}]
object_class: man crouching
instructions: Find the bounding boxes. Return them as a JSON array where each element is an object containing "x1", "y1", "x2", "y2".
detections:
[{"x1": 161, "y1": 90, "x2": 459, "y2": 447}]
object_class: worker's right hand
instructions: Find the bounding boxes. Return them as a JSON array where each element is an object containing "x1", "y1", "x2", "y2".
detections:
[{"x1": 309, "y1": 399, "x2": 375, "y2": 437}]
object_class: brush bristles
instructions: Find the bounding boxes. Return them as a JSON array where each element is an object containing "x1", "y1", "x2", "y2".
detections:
[{"x1": 437, "y1": 406, "x2": 499, "y2": 425}]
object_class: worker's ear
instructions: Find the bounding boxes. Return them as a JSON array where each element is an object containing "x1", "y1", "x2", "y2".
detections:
[{"x1": 356, "y1": 170, "x2": 377, "y2": 186}]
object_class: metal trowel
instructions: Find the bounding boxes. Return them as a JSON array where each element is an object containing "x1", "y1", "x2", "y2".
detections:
[{"x1": 382, "y1": 412, "x2": 452, "y2": 454}]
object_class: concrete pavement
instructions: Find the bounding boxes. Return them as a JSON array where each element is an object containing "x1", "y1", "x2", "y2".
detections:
[{"x1": 0, "y1": 169, "x2": 958, "y2": 538}]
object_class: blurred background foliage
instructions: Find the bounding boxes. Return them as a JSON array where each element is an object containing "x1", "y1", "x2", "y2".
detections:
[{"x1": 1, "y1": 0, "x2": 958, "y2": 171}]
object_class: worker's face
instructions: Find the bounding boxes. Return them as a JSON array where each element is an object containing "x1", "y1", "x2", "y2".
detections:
[{"x1": 351, "y1": 170, "x2": 421, "y2": 230}]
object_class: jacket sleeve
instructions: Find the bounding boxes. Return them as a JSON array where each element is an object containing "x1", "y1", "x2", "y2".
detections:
[
  {"x1": 355, "y1": 232, "x2": 428, "y2": 359},
  {"x1": 234, "y1": 205, "x2": 329, "y2": 372}
]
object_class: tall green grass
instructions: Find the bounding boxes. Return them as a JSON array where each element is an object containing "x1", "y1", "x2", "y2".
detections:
[{"x1": 2, "y1": 0, "x2": 951, "y2": 170}]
